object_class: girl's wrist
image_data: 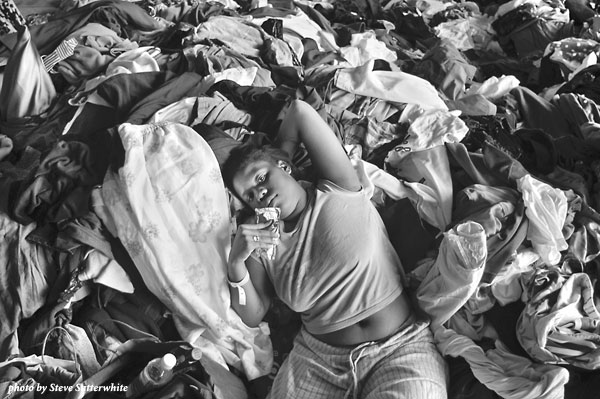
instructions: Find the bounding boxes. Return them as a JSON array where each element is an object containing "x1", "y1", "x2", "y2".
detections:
[
  {"x1": 227, "y1": 260, "x2": 248, "y2": 281},
  {"x1": 227, "y1": 269, "x2": 250, "y2": 306},
  {"x1": 228, "y1": 269, "x2": 250, "y2": 286}
]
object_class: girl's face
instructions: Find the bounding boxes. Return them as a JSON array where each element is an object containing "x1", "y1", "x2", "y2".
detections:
[{"x1": 232, "y1": 159, "x2": 307, "y2": 222}]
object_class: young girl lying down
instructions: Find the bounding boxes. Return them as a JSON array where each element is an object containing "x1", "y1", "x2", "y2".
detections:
[{"x1": 222, "y1": 99, "x2": 448, "y2": 398}]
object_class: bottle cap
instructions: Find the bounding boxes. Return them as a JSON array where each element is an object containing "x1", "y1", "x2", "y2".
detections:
[
  {"x1": 190, "y1": 348, "x2": 203, "y2": 360},
  {"x1": 161, "y1": 353, "x2": 177, "y2": 370}
]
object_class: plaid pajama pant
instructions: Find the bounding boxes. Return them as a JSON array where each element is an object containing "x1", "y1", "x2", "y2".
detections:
[{"x1": 267, "y1": 317, "x2": 448, "y2": 399}]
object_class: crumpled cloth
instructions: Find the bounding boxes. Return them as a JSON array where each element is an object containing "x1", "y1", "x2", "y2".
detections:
[
  {"x1": 0, "y1": 25, "x2": 55, "y2": 120},
  {"x1": 101, "y1": 122, "x2": 272, "y2": 380},
  {"x1": 334, "y1": 59, "x2": 448, "y2": 110},
  {"x1": 390, "y1": 106, "x2": 468, "y2": 162},
  {"x1": 351, "y1": 156, "x2": 449, "y2": 231},
  {"x1": 415, "y1": 219, "x2": 569, "y2": 399},
  {"x1": 416, "y1": 221, "x2": 487, "y2": 328},
  {"x1": 437, "y1": 330, "x2": 570, "y2": 399},
  {"x1": 517, "y1": 174, "x2": 568, "y2": 266},
  {"x1": 544, "y1": 37, "x2": 600, "y2": 72},
  {"x1": 518, "y1": 268, "x2": 600, "y2": 369}
]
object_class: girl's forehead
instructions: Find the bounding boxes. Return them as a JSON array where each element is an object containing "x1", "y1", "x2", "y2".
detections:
[
  {"x1": 241, "y1": 159, "x2": 272, "y2": 174},
  {"x1": 233, "y1": 160, "x2": 270, "y2": 184}
]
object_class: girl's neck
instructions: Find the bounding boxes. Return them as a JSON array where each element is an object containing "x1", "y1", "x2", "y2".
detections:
[{"x1": 282, "y1": 187, "x2": 308, "y2": 233}]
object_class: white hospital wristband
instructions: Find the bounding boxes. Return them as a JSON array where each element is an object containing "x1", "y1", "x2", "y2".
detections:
[{"x1": 228, "y1": 270, "x2": 250, "y2": 306}]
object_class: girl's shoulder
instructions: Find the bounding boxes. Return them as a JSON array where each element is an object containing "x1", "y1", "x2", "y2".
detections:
[{"x1": 316, "y1": 179, "x2": 364, "y2": 195}]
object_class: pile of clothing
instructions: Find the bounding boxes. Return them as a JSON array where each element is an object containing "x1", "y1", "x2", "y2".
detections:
[{"x1": 1, "y1": 0, "x2": 600, "y2": 397}]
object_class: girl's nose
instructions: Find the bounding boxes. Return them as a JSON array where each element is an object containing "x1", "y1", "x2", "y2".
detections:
[{"x1": 257, "y1": 187, "x2": 268, "y2": 202}]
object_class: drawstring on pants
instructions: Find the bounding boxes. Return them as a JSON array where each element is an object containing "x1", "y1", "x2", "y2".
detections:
[
  {"x1": 342, "y1": 329, "x2": 408, "y2": 399},
  {"x1": 345, "y1": 342, "x2": 371, "y2": 399}
]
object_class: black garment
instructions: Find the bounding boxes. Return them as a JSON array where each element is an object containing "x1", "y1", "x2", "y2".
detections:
[
  {"x1": 447, "y1": 356, "x2": 500, "y2": 399},
  {"x1": 11, "y1": 139, "x2": 100, "y2": 226},
  {"x1": 0, "y1": 0, "x2": 25, "y2": 35},
  {"x1": 430, "y1": 6, "x2": 472, "y2": 27},
  {"x1": 301, "y1": 37, "x2": 342, "y2": 68},
  {"x1": 125, "y1": 72, "x2": 206, "y2": 125},
  {"x1": 537, "y1": 54, "x2": 566, "y2": 89},
  {"x1": 207, "y1": 80, "x2": 295, "y2": 134},
  {"x1": 513, "y1": 128, "x2": 557, "y2": 174},
  {"x1": 325, "y1": 0, "x2": 371, "y2": 25},
  {"x1": 491, "y1": 3, "x2": 537, "y2": 36},
  {"x1": 379, "y1": 198, "x2": 439, "y2": 274},
  {"x1": 485, "y1": 299, "x2": 528, "y2": 357},
  {"x1": 461, "y1": 115, "x2": 522, "y2": 161},
  {"x1": 564, "y1": 0, "x2": 596, "y2": 24},
  {"x1": 564, "y1": 369, "x2": 600, "y2": 399},
  {"x1": 508, "y1": 86, "x2": 576, "y2": 139},
  {"x1": 410, "y1": 39, "x2": 477, "y2": 101},
  {"x1": 94, "y1": 71, "x2": 176, "y2": 122},
  {"x1": 181, "y1": 1, "x2": 234, "y2": 25},
  {"x1": 508, "y1": 18, "x2": 574, "y2": 59},
  {"x1": 261, "y1": 18, "x2": 283, "y2": 39},
  {"x1": 0, "y1": 95, "x2": 78, "y2": 154},
  {"x1": 385, "y1": 4, "x2": 435, "y2": 43},
  {"x1": 557, "y1": 64, "x2": 600, "y2": 106},
  {"x1": 2, "y1": 0, "x2": 162, "y2": 56}
]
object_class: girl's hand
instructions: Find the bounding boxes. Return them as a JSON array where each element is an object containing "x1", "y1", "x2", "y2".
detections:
[{"x1": 229, "y1": 221, "x2": 280, "y2": 266}]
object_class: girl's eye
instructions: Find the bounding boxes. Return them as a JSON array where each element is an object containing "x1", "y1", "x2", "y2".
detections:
[{"x1": 257, "y1": 174, "x2": 266, "y2": 183}]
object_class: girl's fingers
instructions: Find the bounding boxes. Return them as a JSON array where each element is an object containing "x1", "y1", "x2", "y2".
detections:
[
  {"x1": 244, "y1": 232, "x2": 279, "y2": 244},
  {"x1": 240, "y1": 226, "x2": 279, "y2": 240},
  {"x1": 253, "y1": 241, "x2": 279, "y2": 248},
  {"x1": 240, "y1": 221, "x2": 272, "y2": 231}
]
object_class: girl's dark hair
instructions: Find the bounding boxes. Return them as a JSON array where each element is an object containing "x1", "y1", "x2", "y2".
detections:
[{"x1": 221, "y1": 143, "x2": 295, "y2": 193}]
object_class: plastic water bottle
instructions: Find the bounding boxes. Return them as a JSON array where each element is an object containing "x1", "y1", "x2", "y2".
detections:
[
  {"x1": 126, "y1": 353, "x2": 177, "y2": 398},
  {"x1": 171, "y1": 346, "x2": 203, "y2": 366}
]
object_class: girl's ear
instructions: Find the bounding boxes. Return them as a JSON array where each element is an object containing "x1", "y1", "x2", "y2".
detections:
[{"x1": 277, "y1": 160, "x2": 292, "y2": 174}]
